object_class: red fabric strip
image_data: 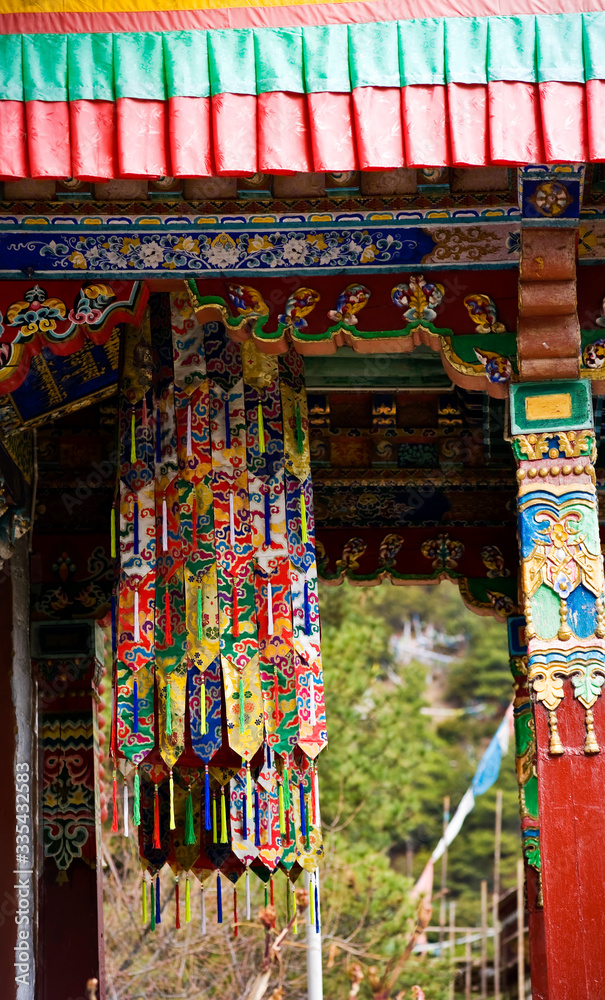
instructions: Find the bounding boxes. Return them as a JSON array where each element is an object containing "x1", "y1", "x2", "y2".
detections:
[
  {"x1": 586, "y1": 79, "x2": 605, "y2": 163},
  {"x1": 539, "y1": 81, "x2": 588, "y2": 164},
  {"x1": 117, "y1": 98, "x2": 168, "y2": 178},
  {"x1": 26, "y1": 101, "x2": 71, "y2": 178},
  {"x1": 71, "y1": 100, "x2": 116, "y2": 180},
  {"x1": 352, "y1": 87, "x2": 404, "y2": 170},
  {"x1": 258, "y1": 92, "x2": 312, "y2": 175},
  {"x1": 446, "y1": 83, "x2": 488, "y2": 168},
  {"x1": 307, "y1": 91, "x2": 357, "y2": 172},
  {"x1": 488, "y1": 81, "x2": 545, "y2": 166},
  {"x1": 2, "y1": 0, "x2": 605, "y2": 35},
  {"x1": 0, "y1": 101, "x2": 27, "y2": 179},
  {"x1": 401, "y1": 85, "x2": 449, "y2": 168},
  {"x1": 169, "y1": 95, "x2": 212, "y2": 177},
  {"x1": 211, "y1": 93, "x2": 257, "y2": 176}
]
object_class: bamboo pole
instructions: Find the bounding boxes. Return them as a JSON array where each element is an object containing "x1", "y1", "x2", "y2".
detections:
[
  {"x1": 439, "y1": 796, "x2": 450, "y2": 949},
  {"x1": 464, "y1": 934, "x2": 472, "y2": 1000},
  {"x1": 449, "y1": 901, "x2": 456, "y2": 1000},
  {"x1": 517, "y1": 858, "x2": 525, "y2": 1000},
  {"x1": 480, "y1": 880, "x2": 488, "y2": 999},
  {"x1": 493, "y1": 788, "x2": 503, "y2": 1000}
]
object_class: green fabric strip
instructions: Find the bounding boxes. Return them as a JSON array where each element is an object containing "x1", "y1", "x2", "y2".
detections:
[
  {"x1": 487, "y1": 16, "x2": 536, "y2": 83},
  {"x1": 254, "y1": 27, "x2": 303, "y2": 94},
  {"x1": 537, "y1": 14, "x2": 584, "y2": 83},
  {"x1": 348, "y1": 21, "x2": 399, "y2": 90},
  {"x1": 582, "y1": 12, "x2": 605, "y2": 83},
  {"x1": 302, "y1": 24, "x2": 350, "y2": 93},
  {"x1": 399, "y1": 18, "x2": 445, "y2": 86},
  {"x1": 444, "y1": 17, "x2": 487, "y2": 85},
  {"x1": 208, "y1": 28, "x2": 256, "y2": 96},
  {"x1": 0, "y1": 36, "x2": 23, "y2": 102},
  {"x1": 67, "y1": 34, "x2": 114, "y2": 101},
  {"x1": 114, "y1": 32, "x2": 166, "y2": 101},
  {"x1": 163, "y1": 31, "x2": 209, "y2": 99},
  {"x1": 23, "y1": 33, "x2": 67, "y2": 102}
]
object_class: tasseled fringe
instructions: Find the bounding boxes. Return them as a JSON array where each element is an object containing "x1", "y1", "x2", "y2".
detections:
[
  {"x1": 270, "y1": 877, "x2": 274, "y2": 907},
  {"x1": 283, "y1": 762, "x2": 291, "y2": 811},
  {"x1": 254, "y1": 786, "x2": 261, "y2": 848},
  {"x1": 150, "y1": 879, "x2": 156, "y2": 931},
  {"x1": 133, "y1": 586, "x2": 140, "y2": 643},
  {"x1": 300, "y1": 493, "x2": 308, "y2": 544},
  {"x1": 266, "y1": 744, "x2": 272, "y2": 770},
  {"x1": 166, "y1": 680, "x2": 172, "y2": 736},
  {"x1": 142, "y1": 877, "x2": 148, "y2": 926},
  {"x1": 155, "y1": 406, "x2": 162, "y2": 464},
  {"x1": 200, "y1": 674, "x2": 207, "y2": 735},
  {"x1": 130, "y1": 407, "x2": 136, "y2": 464},
  {"x1": 285, "y1": 809, "x2": 291, "y2": 846},
  {"x1": 156, "y1": 873, "x2": 161, "y2": 924},
  {"x1": 142, "y1": 395, "x2": 148, "y2": 428},
  {"x1": 229, "y1": 492, "x2": 235, "y2": 547},
  {"x1": 212, "y1": 794, "x2": 218, "y2": 843},
  {"x1": 278, "y1": 781, "x2": 285, "y2": 835},
  {"x1": 169, "y1": 770, "x2": 176, "y2": 830},
  {"x1": 245, "y1": 761, "x2": 252, "y2": 806},
  {"x1": 153, "y1": 784, "x2": 161, "y2": 849},
  {"x1": 238, "y1": 673, "x2": 245, "y2": 734},
  {"x1": 245, "y1": 869, "x2": 251, "y2": 920},
  {"x1": 220, "y1": 787, "x2": 228, "y2": 844},
  {"x1": 133, "y1": 766, "x2": 141, "y2": 826},
  {"x1": 242, "y1": 789, "x2": 248, "y2": 840},
  {"x1": 110, "y1": 502, "x2": 116, "y2": 558},
  {"x1": 295, "y1": 400, "x2": 304, "y2": 454},
  {"x1": 273, "y1": 673, "x2": 280, "y2": 728},
  {"x1": 111, "y1": 768, "x2": 118, "y2": 834},
  {"x1": 192, "y1": 493, "x2": 198, "y2": 550},
  {"x1": 303, "y1": 579, "x2": 311, "y2": 635},
  {"x1": 185, "y1": 874, "x2": 191, "y2": 924},
  {"x1": 224, "y1": 392, "x2": 231, "y2": 449},
  {"x1": 233, "y1": 887, "x2": 238, "y2": 938},
  {"x1": 299, "y1": 781, "x2": 307, "y2": 838},
  {"x1": 315, "y1": 875, "x2": 320, "y2": 934},
  {"x1": 185, "y1": 786, "x2": 196, "y2": 845},
  {"x1": 162, "y1": 496, "x2": 168, "y2": 552},
  {"x1": 186, "y1": 401, "x2": 192, "y2": 457},
  {"x1": 267, "y1": 580, "x2": 274, "y2": 636},
  {"x1": 204, "y1": 766, "x2": 211, "y2": 831},
  {"x1": 264, "y1": 488, "x2": 271, "y2": 545},
  {"x1": 305, "y1": 795, "x2": 311, "y2": 851},
  {"x1": 217, "y1": 874, "x2": 223, "y2": 924},
  {"x1": 165, "y1": 588, "x2": 172, "y2": 646},
  {"x1": 175, "y1": 877, "x2": 181, "y2": 930},
  {"x1": 309, "y1": 873, "x2": 315, "y2": 927},
  {"x1": 133, "y1": 499, "x2": 139, "y2": 554},
  {"x1": 123, "y1": 777, "x2": 129, "y2": 838},
  {"x1": 257, "y1": 399, "x2": 265, "y2": 453},
  {"x1": 232, "y1": 581, "x2": 240, "y2": 638},
  {"x1": 201, "y1": 884, "x2": 207, "y2": 934}
]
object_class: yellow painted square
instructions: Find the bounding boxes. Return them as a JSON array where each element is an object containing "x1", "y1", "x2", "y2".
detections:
[{"x1": 525, "y1": 393, "x2": 572, "y2": 421}]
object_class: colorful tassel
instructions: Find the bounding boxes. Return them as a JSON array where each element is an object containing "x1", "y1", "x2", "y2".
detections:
[
  {"x1": 166, "y1": 680, "x2": 172, "y2": 735},
  {"x1": 264, "y1": 488, "x2": 271, "y2": 545},
  {"x1": 201, "y1": 885, "x2": 207, "y2": 934},
  {"x1": 175, "y1": 877, "x2": 181, "y2": 929},
  {"x1": 133, "y1": 767, "x2": 140, "y2": 826},
  {"x1": 273, "y1": 672, "x2": 280, "y2": 728},
  {"x1": 111, "y1": 592, "x2": 117, "y2": 657},
  {"x1": 220, "y1": 787, "x2": 228, "y2": 843},
  {"x1": 239, "y1": 673, "x2": 245, "y2": 734},
  {"x1": 245, "y1": 869, "x2": 251, "y2": 920},
  {"x1": 309, "y1": 874, "x2": 315, "y2": 926},
  {"x1": 110, "y1": 503, "x2": 116, "y2": 558},
  {"x1": 224, "y1": 392, "x2": 231, "y2": 448},
  {"x1": 233, "y1": 581, "x2": 240, "y2": 637},
  {"x1": 242, "y1": 788, "x2": 248, "y2": 840},
  {"x1": 212, "y1": 794, "x2": 218, "y2": 843},
  {"x1": 165, "y1": 587, "x2": 172, "y2": 646},
  {"x1": 169, "y1": 770, "x2": 176, "y2": 830},
  {"x1": 305, "y1": 795, "x2": 311, "y2": 851},
  {"x1": 267, "y1": 580, "x2": 274, "y2": 636},
  {"x1": 156, "y1": 873, "x2": 161, "y2": 924},
  {"x1": 155, "y1": 406, "x2": 162, "y2": 464},
  {"x1": 150, "y1": 882, "x2": 156, "y2": 931},
  {"x1": 299, "y1": 781, "x2": 307, "y2": 838},
  {"x1": 246, "y1": 761, "x2": 252, "y2": 805},
  {"x1": 304, "y1": 579, "x2": 311, "y2": 635},
  {"x1": 315, "y1": 877, "x2": 320, "y2": 933},
  {"x1": 185, "y1": 787, "x2": 196, "y2": 845},
  {"x1": 111, "y1": 768, "x2": 118, "y2": 834},
  {"x1": 130, "y1": 407, "x2": 136, "y2": 464},
  {"x1": 153, "y1": 784, "x2": 161, "y2": 849},
  {"x1": 233, "y1": 888, "x2": 238, "y2": 938},
  {"x1": 192, "y1": 493, "x2": 198, "y2": 550},
  {"x1": 162, "y1": 496, "x2": 168, "y2": 551},
  {"x1": 254, "y1": 786, "x2": 261, "y2": 848},
  {"x1": 217, "y1": 874, "x2": 223, "y2": 923},
  {"x1": 185, "y1": 875, "x2": 191, "y2": 924},
  {"x1": 278, "y1": 782, "x2": 285, "y2": 835},
  {"x1": 133, "y1": 586, "x2": 140, "y2": 643},
  {"x1": 200, "y1": 675, "x2": 207, "y2": 735},
  {"x1": 229, "y1": 491, "x2": 235, "y2": 547},
  {"x1": 283, "y1": 761, "x2": 291, "y2": 811},
  {"x1": 300, "y1": 493, "x2": 308, "y2": 544},
  {"x1": 133, "y1": 499, "x2": 139, "y2": 555},
  {"x1": 197, "y1": 582, "x2": 203, "y2": 642},
  {"x1": 295, "y1": 400, "x2": 304, "y2": 454},
  {"x1": 285, "y1": 809, "x2": 291, "y2": 846},
  {"x1": 123, "y1": 778, "x2": 129, "y2": 838},
  {"x1": 266, "y1": 744, "x2": 272, "y2": 770},
  {"x1": 204, "y1": 766, "x2": 211, "y2": 831},
  {"x1": 142, "y1": 878, "x2": 148, "y2": 926},
  {"x1": 257, "y1": 399, "x2": 265, "y2": 452},
  {"x1": 186, "y1": 401, "x2": 192, "y2": 457},
  {"x1": 270, "y1": 877, "x2": 275, "y2": 908}
]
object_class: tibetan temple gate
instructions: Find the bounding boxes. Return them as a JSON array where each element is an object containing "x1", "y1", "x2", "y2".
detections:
[{"x1": 3, "y1": 2, "x2": 605, "y2": 999}]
